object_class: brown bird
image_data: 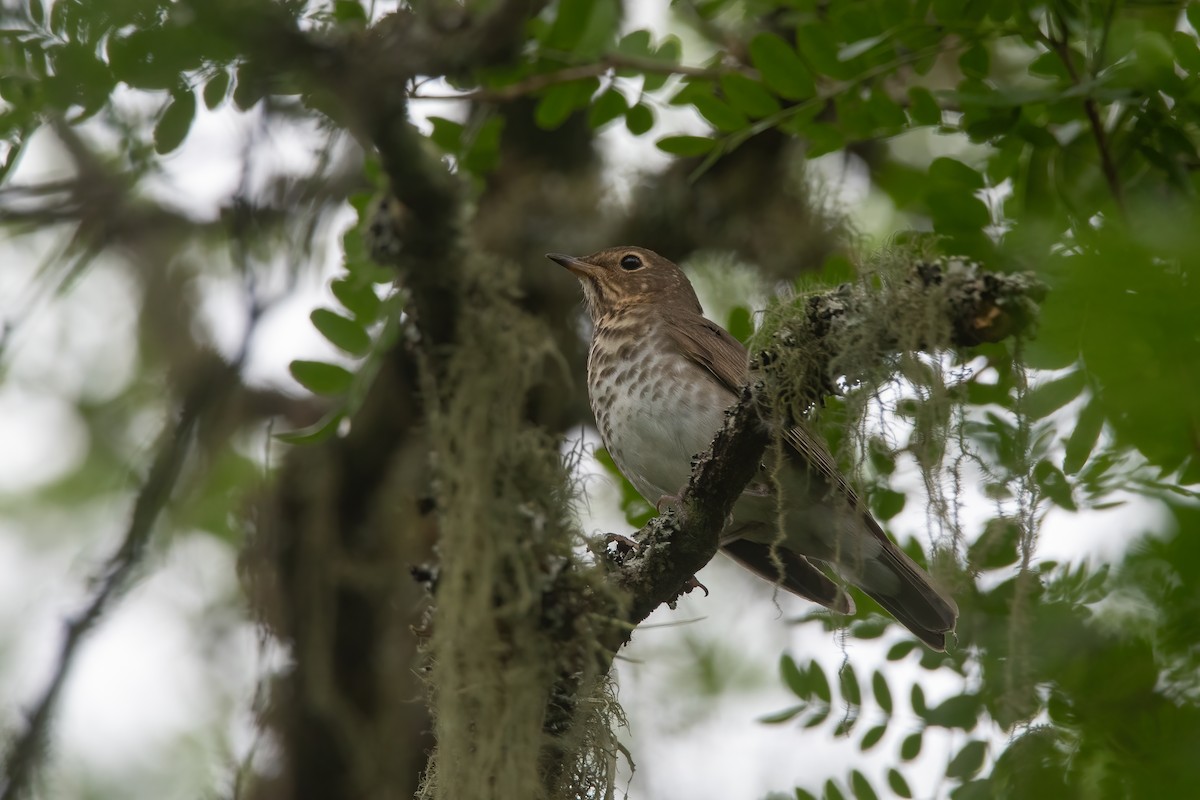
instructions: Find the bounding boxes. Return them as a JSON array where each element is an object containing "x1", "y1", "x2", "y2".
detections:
[{"x1": 549, "y1": 246, "x2": 958, "y2": 650}]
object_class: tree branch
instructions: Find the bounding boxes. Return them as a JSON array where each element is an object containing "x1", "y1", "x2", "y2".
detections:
[
  {"x1": 409, "y1": 54, "x2": 726, "y2": 102},
  {"x1": 1042, "y1": 19, "x2": 1125, "y2": 216},
  {"x1": 0, "y1": 356, "x2": 240, "y2": 800}
]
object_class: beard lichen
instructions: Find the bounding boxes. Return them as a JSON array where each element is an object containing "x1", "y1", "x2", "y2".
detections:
[
  {"x1": 746, "y1": 242, "x2": 1022, "y2": 596},
  {"x1": 416, "y1": 254, "x2": 625, "y2": 800}
]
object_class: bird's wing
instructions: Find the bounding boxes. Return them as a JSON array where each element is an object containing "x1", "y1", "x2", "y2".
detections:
[
  {"x1": 665, "y1": 311, "x2": 956, "y2": 648},
  {"x1": 662, "y1": 313, "x2": 750, "y2": 396},
  {"x1": 662, "y1": 311, "x2": 865, "y2": 506}
]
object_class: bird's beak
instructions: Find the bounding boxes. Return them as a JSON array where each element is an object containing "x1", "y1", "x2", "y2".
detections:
[{"x1": 546, "y1": 253, "x2": 596, "y2": 278}]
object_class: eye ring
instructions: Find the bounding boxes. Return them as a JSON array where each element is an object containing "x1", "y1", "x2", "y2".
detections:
[{"x1": 620, "y1": 254, "x2": 643, "y2": 271}]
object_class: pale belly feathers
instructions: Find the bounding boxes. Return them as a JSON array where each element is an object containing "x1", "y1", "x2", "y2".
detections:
[{"x1": 588, "y1": 332, "x2": 730, "y2": 504}]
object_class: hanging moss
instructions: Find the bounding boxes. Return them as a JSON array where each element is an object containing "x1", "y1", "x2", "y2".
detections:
[
  {"x1": 748, "y1": 241, "x2": 1043, "y2": 580},
  {"x1": 418, "y1": 255, "x2": 626, "y2": 800}
]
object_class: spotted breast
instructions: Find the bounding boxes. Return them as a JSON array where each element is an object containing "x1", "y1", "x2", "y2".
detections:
[{"x1": 588, "y1": 311, "x2": 731, "y2": 506}]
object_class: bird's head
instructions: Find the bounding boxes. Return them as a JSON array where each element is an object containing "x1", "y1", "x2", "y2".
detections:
[{"x1": 547, "y1": 246, "x2": 702, "y2": 322}]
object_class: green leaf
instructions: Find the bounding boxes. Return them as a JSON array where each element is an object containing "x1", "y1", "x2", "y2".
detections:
[
  {"x1": 795, "y1": 24, "x2": 846, "y2": 78},
  {"x1": 866, "y1": 439, "x2": 896, "y2": 477},
  {"x1": 588, "y1": 88, "x2": 627, "y2": 129},
  {"x1": 929, "y1": 157, "x2": 985, "y2": 188},
  {"x1": 900, "y1": 731, "x2": 923, "y2": 761},
  {"x1": 427, "y1": 116, "x2": 464, "y2": 153},
  {"x1": 154, "y1": 88, "x2": 196, "y2": 155},
  {"x1": 1034, "y1": 459, "x2": 1077, "y2": 510},
  {"x1": 726, "y1": 306, "x2": 752, "y2": 344},
  {"x1": 575, "y1": 0, "x2": 620, "y2": 59},
  {"x1": 946, "y1": 740, "x2": 987, "y2": 780},
  {"x1": 925, "y1": 693, "x2": 980, "y2": 730},
  {"x1": 850, "y1": 771, "x2": 878, "y2": 800},
  {"x1": 927, "y1": 189, "x2": 990, "y2": 233},
  {"x1": 545, "y1": 0, "x2": 594, "y2": 51},
  {"x1": 833, "y1": 710, "x2": 861, "y2": 737},
  {"x1": 866, "y1": 89, "x2": 907, "y2": 132},
  {"x1": 690, "y1": 91, "x2": 748, "y2": 132},
  {"x1": 232, "y1": 62, "x2": 264, "y2": 110},
  {"x1": 851, "y1": 618, "x2": 888, "y2": 639},
  {"x1": 655, "y1": 135, "x2": 714, "y2": 156},
  {"x1": 796, "y1": 789, "x2": 819, "y2": 800},
  {"x1": 1064, "y1": 395, "x2": 1104, "y2": 474},
  {"x1": 625, "y1": 103, "x2": 653, "y2": 135},
  {"x1": 823, "y1": 779, "x2": 847, "y2": 800},
  {"x1": 45, "y1": 42, "x2": 115, "y2": 113},
  {"x1": 840, "y1": 663, "x2": 862, "y2": 706},
  {"x1": 860, "y1": 723, "x2": 887, "y2": 751},
  {"x1": 870, "y1": 488, "x2": 905, "y2": 521},
  {"x1": 748, "y1": 33, "x2": 815, "y2": 100},
  {"x1": 1027, "y1": 50, "x2": 1070, "y2": 80},
  {"x1": 872, "y1": 670, "x2": 892, "y2": 713},
  {"x1": 959, "y1": 43, "x2": 990, "y2": 79},
  {"x1": 759, "y1": 704, "x2": 806, "y2": 724},
  {"x1": 203, "y1": 70, "x2": 230, "y2": 110},
  {"x1": 643, "y1": 36, "x2": 682, "y2": 91},
  {"x1": 654, "y1": 35, "x2": 682, "y2": 63},
  {"x1": 969, "y1": 518, "x2": 1021, "y2": 570},
  {"x1": 311, "y1": 309, "x2": 370, "y2": 356},
  {"x1": 887, "y1": 640, "x2": 917, "y2": 661},
  {"x1": 781, "y1": 654, "x2": 809, "y2": 698},
  {"x1": 887, "y1": 769, "x2": 913, "y2": 798},
  {"x1": 331, "y1": 278, "x2": 381, "y2": 323},
  {"x1": 290, "y1": 360, "x2": 354, "y2": 396},
  {"x1": 910, "y1": 684, "x2": 927, "y2": 716},
  {"x1": 535, "y1": 79, "x2": 597, "y2": 130},
  {"x1": 1025, "y1": 369, "x2": 1085, "y2": 419},
  {"x1": 810, "y1": 662, "x2": 832, "y2": 703},
  {"x1": 1170, "y1": 31, "x2": 1200, "y2": 73},
  {"x1": 1134, "y1": 31, "x2": 1177, "y2": 87},
  {"x1": 616, "y1": 29, "x2": 653, "y2": 58},
  {"x1": 333, "y1": 0, "x2": 367, "y2": 22},
  {"x1": 907, "y1": 87, "x2": 942, "y2": 126},
  {"x1": 804, "y1": 123, "x2": 845, "y2": 157},
  {"x1": 719, "y1": 73, "x2": 781, "y2": 118}
]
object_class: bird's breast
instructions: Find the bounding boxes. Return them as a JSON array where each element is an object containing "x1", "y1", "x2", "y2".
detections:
[{"x1": 588, "y1": 321, "x2": 732, "y2": 502}]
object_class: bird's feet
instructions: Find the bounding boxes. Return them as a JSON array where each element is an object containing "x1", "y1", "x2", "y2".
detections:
[
  {"x1": 667, "y1": 575, "x2": 710, "y2": 609},
  {"x1": 605, "y1": 532, "x2": 707, "y2": 599},
  {"x1": 604, "y1": 532, "x2": 641, "y2": 562}
]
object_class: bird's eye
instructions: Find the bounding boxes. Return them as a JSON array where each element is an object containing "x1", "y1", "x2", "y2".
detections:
[{"x1": 620, "y1": 254, "x2": 643, "y2": 271}]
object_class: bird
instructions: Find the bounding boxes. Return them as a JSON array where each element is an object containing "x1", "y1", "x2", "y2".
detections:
[{"x1": 548, "y1": 246, "x2": 958, "y2": 650}]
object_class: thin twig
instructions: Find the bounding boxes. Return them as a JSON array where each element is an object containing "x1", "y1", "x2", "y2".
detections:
[
  {"x1": 0, "y1": 360, "x2": 238, "y2": 800},
  {"x1": 1044, "y1": 14, "x2": 1125, "y2": 215},
  {"x1": 409, "y1": 53, "x2": 727, "y2": 102}
]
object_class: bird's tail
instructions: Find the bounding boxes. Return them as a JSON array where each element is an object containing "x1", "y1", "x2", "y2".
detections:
[{"x1": 849, "y1": 523, "x2": 958, "y2": 651}]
